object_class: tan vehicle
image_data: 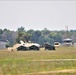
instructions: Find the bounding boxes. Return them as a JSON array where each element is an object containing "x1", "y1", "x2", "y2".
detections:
[{"x1": 54, "y1": 42, "x2": 61, "y2": 48}]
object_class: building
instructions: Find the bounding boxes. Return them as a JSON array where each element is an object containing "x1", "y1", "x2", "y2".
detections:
[
  {"x1": 63, "y1": 38, "x2": 72, "y2": 46},
  {"x1": 0, "y1": 40, "x2": 7, "y2": 49}
]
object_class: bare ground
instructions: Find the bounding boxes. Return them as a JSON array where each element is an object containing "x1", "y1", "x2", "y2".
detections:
[
  {"x1": 26, "y1": 69, "x2": 76, "y2": 75},
  {"x1": 28, "y1": 59, "x2": 76, "y2": 62}
]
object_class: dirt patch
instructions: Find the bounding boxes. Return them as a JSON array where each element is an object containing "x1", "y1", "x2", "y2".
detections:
[{"x1": 26, "y1": 69, "x2": 76, "y2": 75}]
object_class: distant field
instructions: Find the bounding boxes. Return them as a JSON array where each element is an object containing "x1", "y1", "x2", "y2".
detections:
[{"x1": 0, "y1": 46, "x2": 76, "y2": 75}]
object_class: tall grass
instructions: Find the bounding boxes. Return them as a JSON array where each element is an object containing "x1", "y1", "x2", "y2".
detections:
[{"x1": 0, "y1": 47, "x2": 76, "y2": 75}]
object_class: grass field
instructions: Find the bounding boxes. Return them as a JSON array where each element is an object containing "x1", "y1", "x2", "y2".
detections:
[{"x1": 0, "y1": 46, "x2": 76, "y2": 75}]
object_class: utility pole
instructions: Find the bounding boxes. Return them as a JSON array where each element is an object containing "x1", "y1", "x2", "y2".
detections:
[
  {"x1": 66, "y1": 26, "x2": 68, "y2": 38},
  {"x1": 65, "y1": 25, "x2": 68, "y2": 38}
]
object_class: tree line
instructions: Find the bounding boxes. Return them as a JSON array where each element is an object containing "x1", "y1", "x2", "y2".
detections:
[{"x1": 0, "y1": 26, "x2": 76, "y2": 46}]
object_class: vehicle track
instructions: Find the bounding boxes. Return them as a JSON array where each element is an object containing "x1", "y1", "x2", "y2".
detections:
[
  {"x1": 26, "y1": 69, "x2": 76, "y2": 75},
  {"x1": 27, "y1": 59, "x2": 76, "y2": 62}
]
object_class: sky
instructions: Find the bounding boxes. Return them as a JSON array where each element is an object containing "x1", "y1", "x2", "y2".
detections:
[{"x1": 0, "y1": 0, "x2": 76, "y2": 31}]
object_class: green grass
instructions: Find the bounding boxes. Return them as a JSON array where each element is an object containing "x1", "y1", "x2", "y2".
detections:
[{"x1": 0, "y1": 46, "x2": 76, "y2": 75}]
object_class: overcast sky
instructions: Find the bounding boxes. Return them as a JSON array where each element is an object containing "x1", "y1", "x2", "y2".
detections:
[{"x1": 0, "y1": 1, "x2": 76, "y2": 31}]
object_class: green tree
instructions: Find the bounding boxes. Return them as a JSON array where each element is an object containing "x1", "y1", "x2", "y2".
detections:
[
  {"x1": 16, "y1": 26, "x2": 32, "y2": 43},
  {"x1": 31, "y1": 30, "x2": 41, "y2": 43}
]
